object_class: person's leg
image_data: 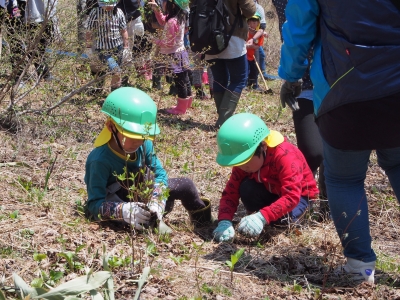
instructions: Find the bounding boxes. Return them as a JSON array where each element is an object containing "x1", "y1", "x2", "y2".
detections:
[
  {"x1": 208, "y1": 59, "x2": 228, "y2": 118},
  {"x1": 226, "y1": 54, "x2": 248, "y2": 94},
  {"x1": 214, "y1": 54, "x2": 248, "y2": 127},
  {"x1": 376, "y1": 147, "x2": 400, "y2": 198},
  {"x1": 165, "y1": 177, "x2": 206, "y2": 212},
  {"x1": 259, "y1": 46, "x2": 267, "y2": 77},
  {"x1": 292, "y1": 98, "x2": 324, "y2": 174},
  {"x1": 239, "y1": 177, "x2": 279, "y2": 213},
  {"x1": 323, "y1": 139, "x2": 376, "y2": 262},
  {"x1": 247, "y1": 60, "x2": 257, "y2": 88}
]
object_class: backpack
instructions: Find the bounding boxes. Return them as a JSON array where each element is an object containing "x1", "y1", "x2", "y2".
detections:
[{"x1": 189, "y1": 0, "x2": 241, "y2": 55}]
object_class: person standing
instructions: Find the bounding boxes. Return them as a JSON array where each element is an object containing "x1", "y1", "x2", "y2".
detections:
[
  {"x1": 272, "y1": 0, "x2": 326, "y2": 204},
  {"x1": 278, "y1": 0, "x2": 400, "y2": 284},
  {"x1": 204, "y1": 0, "x2": 255, "y2": 128}
]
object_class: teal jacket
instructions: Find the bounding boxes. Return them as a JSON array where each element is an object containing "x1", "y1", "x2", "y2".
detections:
[{"x1": 84, "y1": 141, "x2": 168, "y2": 218}]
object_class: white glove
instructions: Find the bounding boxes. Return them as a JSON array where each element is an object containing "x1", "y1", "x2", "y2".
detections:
[
  {"x1": 122, "y1": 202, "x2": 151, "y2": 230},
  {"x1": 83, "y1": 47, "x2": 93, "y2": 60},
  {"x1": 148, "y1": 199, "x2": 165, "y2": 220},
  {"x1": 121, "y1": 48, "x2": 132, "y2": 65},
  {"x1": 237, "y1": 212, "x2": 267, "y2": 237}
]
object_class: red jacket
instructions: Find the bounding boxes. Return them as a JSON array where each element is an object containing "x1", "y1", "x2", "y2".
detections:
[{"x1": 218, "y1": 139, "x2": 319, "y2": 223}]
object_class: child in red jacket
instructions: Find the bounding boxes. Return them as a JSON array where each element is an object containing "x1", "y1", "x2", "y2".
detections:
[{"x1": 213, "y1": 113, "x2": 319, "y2": 242}]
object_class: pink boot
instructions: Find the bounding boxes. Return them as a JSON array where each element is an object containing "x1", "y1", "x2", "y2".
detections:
[
  {"x1": 202, "y1": 70, "x2": 209, "y2": 85},
  {"x1": 167, "y1": 97, "x2": 189, "y2": 115}
]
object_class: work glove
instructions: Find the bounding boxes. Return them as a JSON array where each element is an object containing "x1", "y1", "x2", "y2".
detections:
[
  {"x1": 237, "y1": 212, "x2": 267, "y2": 237},
  {"x1": 280, "y1": 80, "x2": 302, "y2": 111},
  {"x1": 148, "y1": 199, "x2": 165, "y2": 220},
  {"x1": 121, "y1": 48, "x2": 132, "y2": 65},
  {"x1": 213, "y1": 220, "x2": 235, "y2": 242},
  {"x1": 122, "y1": 202, "x2": 151, "y2": 230},
  {"x1": 83, "y1": 48, "x2": 93, "y2": 60}
]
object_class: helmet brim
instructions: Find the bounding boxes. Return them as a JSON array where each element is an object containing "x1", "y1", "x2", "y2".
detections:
[{"x1": 94, "y1": 119, "x2": 157, "y2": 147}]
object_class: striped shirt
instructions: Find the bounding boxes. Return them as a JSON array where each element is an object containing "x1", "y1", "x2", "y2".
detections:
[{"x1": 86, "y1": 7, "x2": 127, "y2": 50}]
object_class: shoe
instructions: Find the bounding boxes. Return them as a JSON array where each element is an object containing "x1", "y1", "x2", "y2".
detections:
[
  {"x1": 166, "y1": 97, "x2": 189, "y2": 115},
  {"x1": 336, "y1": 258, "x2": 375, "y2": 284}
]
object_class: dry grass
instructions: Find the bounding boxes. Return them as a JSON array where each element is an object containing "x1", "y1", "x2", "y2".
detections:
[{"x1": 0, "y1": 2, "x2": 400, "y2": 300}]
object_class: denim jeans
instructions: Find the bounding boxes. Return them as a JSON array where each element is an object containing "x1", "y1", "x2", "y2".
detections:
[
  {"x1": 259, "y1": 46, "x2": 266, "y2": 73},
  {"x1": 323, "y1": 139, "x2": 400, "y2": 262},
  {"x1": 207, "y1": 54, "x2": 248, "y2": 94}
]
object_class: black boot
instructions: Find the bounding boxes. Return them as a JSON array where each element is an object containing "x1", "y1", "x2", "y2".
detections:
[
  {"x1": 168, "y1": 83, "x2": 178, "y2": 96},
  {"x1": 152, "y1": 74, "x2": 162, "y2": 90},
  {"x1": 189, "y1": 198, "x2": 213, "y2": 226},
  {"x1": 215, "y1": 91, "x2": 241, "y2": 128}
]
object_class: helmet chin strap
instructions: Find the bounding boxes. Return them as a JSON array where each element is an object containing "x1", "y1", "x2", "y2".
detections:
[
  {"x1": 111, "y1": 127, "x2": 138, "y2": 154},
  {"x1": 111, "y1": 127, "x2": 125, "y2": 152}
]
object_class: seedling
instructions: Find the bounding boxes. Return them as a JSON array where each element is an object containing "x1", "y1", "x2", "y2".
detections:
[{"x1": 225, "y1": 248, "x2": 245, "y2": 283}]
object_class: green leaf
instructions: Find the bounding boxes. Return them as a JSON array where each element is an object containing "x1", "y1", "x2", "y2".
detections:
[
  {"x1": 234, "y1": 248, "x2": 245, "y2": 260},
  {"x1": 0, "y1": 289, "x2": 6, "y2": 300},
  {"x1": 231, "y1": 255, "x2": 238, "y2": 265},
  {"x1": 31, "y1": 278, "x2": 44, "y2": 288},
  {"x1": 133, "y1": 267, "x2": 150, "y2": 300},
  {"x1": 49, "y1": 270, "x2": 64, "y2": 282},
  {"x1": 75, "y1": 244, "x2": 86, "y2": 254},
  {"x1": 13, "y1": 273, "x2": 35, "y2": 298},
  {"x1": 33, "y1": 253, "x2": 47, "y2": 262},
  {"x1": 33, "y1": 271, "x2": 112, "y2": 299},
  {"x1": 225, "y1": 261, "x2": 233, "y2": 268},
  {"x1": 90, "y1": 289, "x2": 104, "y2": 300}
]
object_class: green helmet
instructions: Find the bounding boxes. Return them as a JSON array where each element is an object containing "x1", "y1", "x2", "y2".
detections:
[
  {"x1": 98, "y1": 0, "x2": 118, "y2": 7},
  {"x1": 247, "y1": 11, "x2": 262, "y2": 21},
  {"x1": 101, "y1": 87, "x2": 160, "y2": 137},
  {"x1": 173, "y1": 0, "x2": 188, "y2": 10},
  {"x1": 216, "y1": 113, "x2": 269, "y2": 167}
]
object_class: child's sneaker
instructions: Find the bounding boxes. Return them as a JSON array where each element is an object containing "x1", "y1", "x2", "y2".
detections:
[{"x1": 336, "y1": 258, "x2": 375, "y2": 284}]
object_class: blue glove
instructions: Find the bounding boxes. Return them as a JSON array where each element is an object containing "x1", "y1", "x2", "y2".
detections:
[
  {"x1": 213, "y1": 220, "x2": 235, "y2": 242},
  {"x1": 237, "y1": 212, "x2": 267, "y2": 237}
]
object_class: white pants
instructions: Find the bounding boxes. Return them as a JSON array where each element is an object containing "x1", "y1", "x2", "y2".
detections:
[{"x1": 127, "y1": 17, "x2": 144, "y2": 48}]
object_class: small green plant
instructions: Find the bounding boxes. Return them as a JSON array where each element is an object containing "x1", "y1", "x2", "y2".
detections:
[
  {"x1": 225, "y1": 248, "x2": 245, "y2": 283},
  {"x1": 33, "y1": 253, "x2": 47, "y2": 262},
  {"x1": 291, "y1": 280, "x2": 303, "y2": 293},
  {"x1": 9, "y1": 210, "x2": 19, "y2": 220}
]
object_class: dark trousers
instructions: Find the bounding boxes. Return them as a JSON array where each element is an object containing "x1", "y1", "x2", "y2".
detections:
[
  {"x1": 292, "y1": 98, "x2": 326, "y2": 197},
  {"x1": 239, "y1": 177, "x2": 309, "y2": 224},
  {"x1": 6, "y1": 19, "x2": 54, "y2": 80},
  {"x1": 292, "y1": 98, "x2": 323, "y2": 174},
  {"x1": 165, "y1": 177, "x2": 205, "y2": 213},
  {"x1": 247, "y1": 59, "x2": 259, "y2": 88}
]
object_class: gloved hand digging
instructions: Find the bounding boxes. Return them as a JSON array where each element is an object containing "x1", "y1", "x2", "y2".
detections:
[
  {"x1": 148, "y1": 199, "x2": 165, "y2": 220},
  {"x1": 280, "y1": 80, "x2": 302, "y2": 111},
  {"x1": 237, "y1": 212, "x2": 267, "y2": 237},
  {"x1": 213, "y1": 220, "x2": 235, "y2": 242},
  {"x1": 122, "y1": 202, "x2": 151, "y2": 230}
]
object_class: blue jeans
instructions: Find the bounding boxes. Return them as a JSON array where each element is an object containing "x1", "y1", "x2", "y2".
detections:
[
  {"x1": 207, "y1": 54, "x2": 248, "y2": 94},
  {"x1": 323, "y1": 139, "x2": 400, "y2": 262},
  {"x1": 96, "y1": 45, "x2": 123, "y2": 72},
  {"x1": 259, "y1": 46, "x2": 266, "y2": 74}
]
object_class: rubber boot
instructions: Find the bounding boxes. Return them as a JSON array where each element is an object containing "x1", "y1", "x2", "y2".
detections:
[
  {"x1": 152, "y1": 74, "x2": 162, "y2": 90},
  {"x1": 213, "y1": 92, "x2": 224, "y2": 115},
  {"x1": 166, "y1": 97, "x2": 189, "y2": 115},
  {"x1": 189, "y1": 198, "x2": 213, "y2": 226},
  {"x1": 215, "y1": 91, "x2": 241, "y2": 128}
]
